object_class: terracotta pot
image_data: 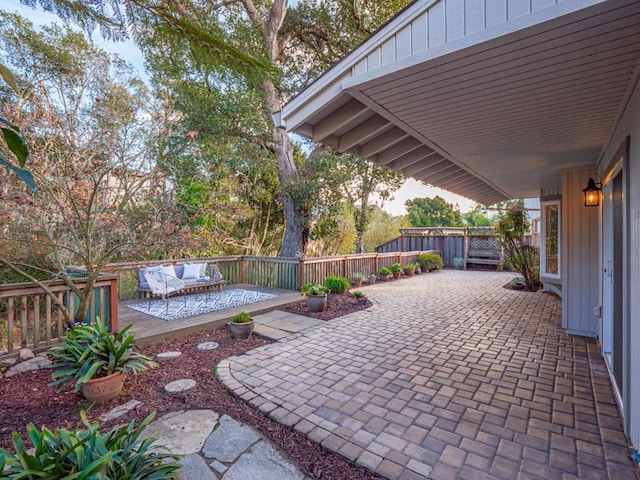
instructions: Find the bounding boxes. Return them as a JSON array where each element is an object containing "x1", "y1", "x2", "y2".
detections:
[
  {"x1": 404, "y1": 268, "x2": 414, "y2": 276},
  {"x1": 81, "y1": 371, "x2": 124, "y2": 404},
  {"x1": 353, "y1": 279, "x2": 364, "y2": 287},
  {"x1": 307, "y1": 294, "x2": 327, "y2": 312},
  {"x1": 229, "y1": 320, "x2": 255, "y2": 340},
  {"x1": 392, "y1": 272, "x2": 401, "y2": 279}
]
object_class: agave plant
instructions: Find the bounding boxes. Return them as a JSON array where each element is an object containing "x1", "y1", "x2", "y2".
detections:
[
  {"x1": 49, "y1": 319, "x2": 157, "y2": 392},
  {"x1": 0, "y1": 412, "x2": 181, "y2": 479}
]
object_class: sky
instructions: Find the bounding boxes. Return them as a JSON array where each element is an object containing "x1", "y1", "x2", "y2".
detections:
[{"x1": 4, "y1": 0, "x2": 478, "y2": 216}]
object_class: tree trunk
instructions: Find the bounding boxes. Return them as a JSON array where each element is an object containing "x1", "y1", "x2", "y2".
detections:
[{"x1": 262, "y1": 79, "x2": 306, "y2": 258}]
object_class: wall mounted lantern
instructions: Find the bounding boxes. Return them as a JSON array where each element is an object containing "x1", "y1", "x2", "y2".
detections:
[{"x1": 582, "y1": 177, "x2": 602, "y2": 207}]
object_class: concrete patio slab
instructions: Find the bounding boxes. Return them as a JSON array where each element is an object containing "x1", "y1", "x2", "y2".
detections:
[
  {"x1": 218, "y1": 270, "x2": 640, "y2": 480},
  {"x1": 253, "y1": 311, "x2": 325, "y2": 340}
]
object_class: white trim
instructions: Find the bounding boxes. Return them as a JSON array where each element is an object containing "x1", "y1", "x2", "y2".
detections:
[{"x1": 541, "y1": 199, "x2": 561, "y2": 280}]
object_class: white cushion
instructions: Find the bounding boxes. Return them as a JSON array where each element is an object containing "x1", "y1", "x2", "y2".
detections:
[
  {"x1": 182, "y1": 263, "x2": 202, "y2": 280},
  {"x1": 198, "y1": 263, "x2": 208, "y2": 277},
  {"x1": 158, "y1": 264, "x2": 177, "y2": 278}
]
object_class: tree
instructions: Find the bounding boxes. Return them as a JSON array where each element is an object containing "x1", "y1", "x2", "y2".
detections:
[
  {"x1": 363, "y1": 207, "x2": 410, "y2": 252},
  {"x1": 463, "y1": 204, "x2": 495, "y2": 227},
  {"x1": 25, "y1": 0, "x2": 412, "y2": 257},
  {"x1": 0, "y1": 13, "x2": 174, "y2": 324},
  {"x1": 325, "y1": 153, "x2": 404, "y2": 253},
  {"x1": 496, "y1": 205, "x2": 540, "y2": 291},
  {"x1": 406, "y1": 196, "x2": 463, "y2": 227}
]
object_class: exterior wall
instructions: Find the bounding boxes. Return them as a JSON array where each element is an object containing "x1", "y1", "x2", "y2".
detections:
[
  {"x1": 598, "y1": 71, "x2": 640, "y2": 451},
  {"x1": 352, "y1": 0, "x2": 596, "y2": 77},
  {"x1": 561, "y1": 167, "x2": 599, "y2": 337}
]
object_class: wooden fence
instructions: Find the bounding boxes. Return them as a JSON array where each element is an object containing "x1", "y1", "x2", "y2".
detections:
[
  {"x1": 105, "y1": 251, "x2": 432, "y2": 301},
  {"x1": 0, "y1": 274, "x2": 119, "y2": 355},
  {"x1": 376, "y1": 227, "x2": 502, "y2": 269}
]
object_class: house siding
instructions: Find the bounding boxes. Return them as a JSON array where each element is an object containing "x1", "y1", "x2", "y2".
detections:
[
  {"x1": 561, "y1": 168, "x2": 599, "y2": 337},
  {"x1": 598, "y1": 71, "x2": 640, "y2": 451},
  {"x1": 353, "y1": 0, "x2": 581, "y2": 77}
]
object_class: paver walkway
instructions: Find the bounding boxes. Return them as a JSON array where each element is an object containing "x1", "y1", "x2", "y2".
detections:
[{"x1": 218, "y1": 270, "x2": 640, "y2": 480}]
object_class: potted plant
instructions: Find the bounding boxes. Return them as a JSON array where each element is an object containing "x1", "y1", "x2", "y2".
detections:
[
  {"x1": 352, "y1": 291, "x2": 368, "y2": 305},
  {"x1": 49, "y1": 319, "x2": 157, "y2": 403},
  {"x1": 378, "y1": 267, "x2": 391, "y2": 281},
  {"x1": 390, "y1": 263, "x2": 403, "y2": 279},
  {"x1": 228, "y1": 311, "x2": 255, "y2": 339},
  {"x1": 453, "y1": 257, "x2": 465, "y2": 269},
  {"x1": 351, "y1": 272, "x2": 365, "y2": 287},
  {"x1": 301, "y1": 283, "x2": 329, "y2": 312},
  {"x1": 415, "y1": 264, "x2": 422, "y2": 274},
  {"x1": 404, "y1": 263, "x2": 416, "y2": 276},
  {"x1": 368, "y1": 273, "x2": 377, "y2": 284}
]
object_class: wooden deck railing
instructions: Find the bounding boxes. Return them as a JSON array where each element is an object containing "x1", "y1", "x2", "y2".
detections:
[
  {"x1": 0, "y1": 274, "x2": 119, "y2": 355},
  {"x1": 104, "y1": 251, "x2": 432, "y2": 300}
]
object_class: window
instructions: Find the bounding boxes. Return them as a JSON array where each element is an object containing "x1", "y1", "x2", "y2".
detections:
[{"x1": 541, "y1": 200, "x2": 560, "y2": 279}]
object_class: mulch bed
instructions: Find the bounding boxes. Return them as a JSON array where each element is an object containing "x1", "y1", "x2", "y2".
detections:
[
  {"x1": 281, "y1": 292, "x2": 372, "y2": 321},
  {"x1": 0, "y1": 298, "x2": 378, "y2": 480}
]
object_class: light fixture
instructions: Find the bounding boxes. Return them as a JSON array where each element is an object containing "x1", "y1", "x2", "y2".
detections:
[{"x1": 582, "y1": 177, "x2": 602, "y2": 207}]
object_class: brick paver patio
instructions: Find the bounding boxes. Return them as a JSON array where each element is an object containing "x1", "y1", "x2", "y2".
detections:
[{"x1": 217, "y1": 271, "x2": 639, "y2": 479}]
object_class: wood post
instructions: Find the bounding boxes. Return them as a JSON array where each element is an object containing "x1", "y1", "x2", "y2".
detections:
[
  {"x1": 298, "y1": 259, "x2": 305, "y2": 289},
  {"x1": 343, "y1": 256, "x2": 348, "y2": 279},
  {"x1": 109, "y1": 277, "x2": 119, "y2": 332},
  {"x1": 241, "y1": 257, "x2": 247, "y2": 284}
]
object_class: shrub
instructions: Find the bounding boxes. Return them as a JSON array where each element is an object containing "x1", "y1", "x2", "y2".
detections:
[
  {"x1": 301, "y1": 283, "x2": 329, "y2": 297},
  {"x1": 418, "y1": 252, "x2": 444, "y2": 271},
  {"x1": 453, "y1": 257, "x2": 465, "y2": 268},
  {"x1": 0, "y1": 412, "x2": 181, "y2": 479},
  {"x1": 351, "y1": 291, "x2": 365, "y2": 298},
  {"x1": 230, "y1": 311, "x2": 252, "y2": 323},
  {"x1": 378, "y1": 267, "x2": 391, "y2": 276},
  {"x1": 323, "y1": 276, "x2": 351, "y2": 294}
]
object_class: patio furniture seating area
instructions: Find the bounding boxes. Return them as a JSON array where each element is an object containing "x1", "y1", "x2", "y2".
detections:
[{"x1": 138, "y1": 263, "x2": 227, "y2": 299}]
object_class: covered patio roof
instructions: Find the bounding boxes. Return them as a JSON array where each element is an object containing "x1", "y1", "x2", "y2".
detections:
[{"x1": 281, "y1": 0, "x2": 640, "y2": 206}]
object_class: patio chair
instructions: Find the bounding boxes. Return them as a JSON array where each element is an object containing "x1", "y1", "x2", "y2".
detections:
[{"x1": 143, "y1": 269, "x2": 187, "y2": 315}]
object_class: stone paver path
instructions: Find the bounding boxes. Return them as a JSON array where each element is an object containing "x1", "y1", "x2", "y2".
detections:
[
  {"x1": 218, "y1": 270, "x2": 640, "y2": 480},
  {"x1": 253, "y1": 310, "x2": 324, "y2": 341},
  {"x1": 141, "y1": 409, "x2": 309, "y2": 480}
]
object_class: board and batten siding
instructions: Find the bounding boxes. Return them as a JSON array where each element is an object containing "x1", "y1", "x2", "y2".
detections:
[
  {"x1": 561, "y1": 167, "x2": 599, "y2": 337},
  {"x1": 598, "y1": 71, "x2": 640, "y2": 452},
  {"x1": 353, "y1": 0, "x2": 579, "y2": 77}
]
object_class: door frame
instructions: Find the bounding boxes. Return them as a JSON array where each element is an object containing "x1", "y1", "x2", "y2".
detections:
[{"x1": 600, "y1": 136, "x2": 630, "y2": 426}]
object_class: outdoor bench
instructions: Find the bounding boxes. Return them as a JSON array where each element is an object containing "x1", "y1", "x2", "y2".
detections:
[{"x1": 136, "y1": 263, "x2": 227, "y2": 299}]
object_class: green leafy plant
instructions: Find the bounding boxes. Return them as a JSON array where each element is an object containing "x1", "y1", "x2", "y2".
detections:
[
  {"x1": 48, "y1": 319, "x2": 157, "y2": 392},
  {"x1": 378, "y1": 267, "x2": 391, "y2": 276},
  {"x1": 418, "y1": 252, "x2": 444, "y2": 271},
  {"x1": 404, "y1": 263, "x2": 416, "y2": 270},
  {"x1": 301, "y1": 283, "x2": 329, "y2": 297},
  {"x1": 323, "y1": 276, "x2": 351, "y2": 294},
  {"x1": 0, "y1": 412, "x2": 181, "y2": 479},
  {"x1": 230, "y1": 311, "x2": 252, "y2": 323},
  {"x1": 351, "y1": 272, "x2": 365, "y2": 281},
  {"x1": 351, "y1": 291, "x2": 366, "y2": 298},
  {"x1": 453, "y1": 257, "x2": 465, "y2": 269},
  {"x1": 389, "y1": 263, "x2": 403, "y2": 273}
]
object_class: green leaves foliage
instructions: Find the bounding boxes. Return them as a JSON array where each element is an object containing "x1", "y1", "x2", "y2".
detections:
[
  {"x1": 0, "y1": 412, "x2": 181, "y2": 479},
  {"x1": 49, "y1": 319, "x2": 157, "y2": 392},
  {"x1": 406, "y1": 196, "x2": 464, "y2": 227},
  {"x1": 323, "y1": 276, "x2": 351, "y2": 294}
]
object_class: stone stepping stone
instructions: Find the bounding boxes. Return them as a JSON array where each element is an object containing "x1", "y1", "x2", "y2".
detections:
[
  {"x1": 223, "y1": 441, "x2": 307, "y2": 480},
  {"x1": 4, "y1": 356, "x2": 51, "y2": 378},
  {"x1": 178, "y1": 454, "x2": 217, "y2": 480},
  {"x1": 157, "y1": 351, "x2": 182, "y2": 361},
  {"x1": 99, "y1": 400, "x2": 142, "y2": 423},
  {"x1": 197, "y1": 342, "x2": 219, "y2": 351},
  {"x1": 140, "y1": 410, "x2": 219, "y2": 455},
  {"x1": 202, "y1": 414, "x2": 260, "y2": 463},
  {"x1": 165, "y1": 379, "x2": 196, "y2": 393}
]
